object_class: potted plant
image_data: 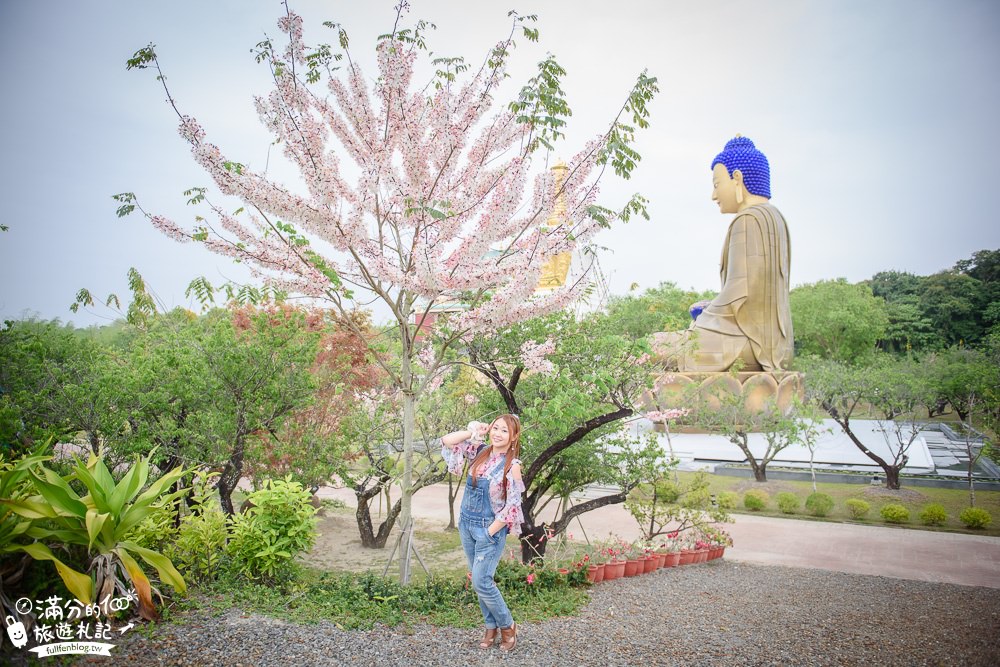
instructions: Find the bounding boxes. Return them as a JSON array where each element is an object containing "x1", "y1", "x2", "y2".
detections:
[
  {"x1": 623, "y1": 540, "x2": 644, "y2": 577},
  {"x1": 583, "y1": 550, "x2": 605, "y2": 583},
  {"x1": 659, "y1": 533, "x2": 682, "y2": 567},
  {"x1": 640, "y1": 542, "x2": 658, "y2": 573},
  {"x1": 677, "y1": 534, "x2": 698, "y2": 565},
  {"x1": 595, "y1": 538, "x2": 624, "y2": 581}
]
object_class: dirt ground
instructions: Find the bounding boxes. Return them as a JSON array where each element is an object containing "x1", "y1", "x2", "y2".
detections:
[{"x1": 300, "y1": 507, "x2": 469, "y2": 575}]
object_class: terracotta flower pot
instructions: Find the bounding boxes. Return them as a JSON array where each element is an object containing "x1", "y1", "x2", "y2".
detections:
[
  {"x1": 604, "y1": 560, "x2": 625, "y2": 581},
  {"x1": 679, "y1": 550, "x2": 696, "y2": 565},
  {"x1": 696, "y1": 548, "x2": 709, "y2": 564},
  {"x1": 587, "y1": 564, "x2": 604, "y2": 583},
  {"x1": 665, "y1": 552, "x2": 681, "y2": 567},
  {"x1": 642, "y1": 555, "x2": 657, "y2": 574},
  {"x1": 624, "y1": 559, "x2": 641, "y2": 577},
  {"x1": 655, "y1": 552, "x2": 667, "y2": 569}
]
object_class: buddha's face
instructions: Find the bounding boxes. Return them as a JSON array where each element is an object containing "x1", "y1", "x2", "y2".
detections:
[{"x1": 711, "y1": 163, "x2": 740, "y2": 214}]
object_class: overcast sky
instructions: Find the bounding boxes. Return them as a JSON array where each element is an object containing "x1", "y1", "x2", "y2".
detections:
[{"x1": 1, "y1": 0, "x2": 998, "y2": 328}]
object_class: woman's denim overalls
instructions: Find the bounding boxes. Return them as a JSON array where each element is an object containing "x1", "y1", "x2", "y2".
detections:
[{"x1": 459, "y1": 470, "x2": 513, "y2": 629}]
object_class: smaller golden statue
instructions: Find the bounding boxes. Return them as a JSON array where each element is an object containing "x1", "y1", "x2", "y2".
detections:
[{"x1": 536, "y1": 163, "x2": 572, "y2": 292}]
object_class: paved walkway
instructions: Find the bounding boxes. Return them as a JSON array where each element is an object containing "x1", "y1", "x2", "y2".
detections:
[{"x1": 317, "y1": 482, "x2": 1000, "y2": 589}]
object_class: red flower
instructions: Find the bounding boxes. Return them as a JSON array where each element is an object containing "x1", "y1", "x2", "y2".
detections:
[{"x1": 526, "y1": 573, "x2": 536, "y2": 584}]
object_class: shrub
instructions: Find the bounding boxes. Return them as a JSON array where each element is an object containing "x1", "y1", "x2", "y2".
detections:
[
  {"x1": 125, "y1": 498, "x2": 180, "y2": 552},
  {"x1": 880, "y1": 503, "x2": 910, "y2": 524},
  {"x1": 717, "y1": 491, "x2": 738, "y2": 510},
  {"x1": 845, "y1": 498, "x2": 871, "y2": 520},
  {"x1": 775, "y1": 492, "x2": 799, "y2": 514},
  {"x1": 743, "y1": 489, "x2": 769, "y2": 511},
  {"x1": 919, "y1": 503, "x2": 948, "y2": 527},
  {"x1": 804, "y1": 493, "x2": 834, "y2": 517},
  {"x1": 227, "y1": 476, "x2": 319, "y2": 582},
  {"x1": 959, "y1": 507, "x2": 993, "y2": 530},
  {"x1": 166, "y1": 471, "x2": 230, "y2": 585}
]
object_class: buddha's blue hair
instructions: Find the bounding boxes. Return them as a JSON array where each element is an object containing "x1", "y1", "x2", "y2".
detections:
[{"x1": 711, "y1": 136, "x2": 771, "y2": 198}]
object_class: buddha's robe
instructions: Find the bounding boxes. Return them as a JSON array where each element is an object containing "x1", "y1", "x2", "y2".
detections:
[{"x1": 684, "y1": 203, "x2": 793, "y2": 372}]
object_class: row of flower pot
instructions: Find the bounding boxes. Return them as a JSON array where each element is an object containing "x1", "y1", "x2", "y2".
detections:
[{"x1": 584, "y1": 547, "x2": 726, "y2": 583}]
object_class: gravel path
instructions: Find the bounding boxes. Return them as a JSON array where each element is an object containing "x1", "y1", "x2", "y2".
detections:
[{"x1": 67, "y1": 561, "x2": 999, "y2": 667}]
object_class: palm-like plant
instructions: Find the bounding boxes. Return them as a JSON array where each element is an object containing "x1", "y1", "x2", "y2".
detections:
[
  {"x1": 1, "y1": 450, "x2": 189, "y2": 619},
  {"x1": 0, "y1": 447, "x2": 56, "y2": 624}
]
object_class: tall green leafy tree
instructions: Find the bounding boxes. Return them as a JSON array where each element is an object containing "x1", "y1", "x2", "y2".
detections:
[
  {"x1": 173, "y1": 307, "x2": 320, "y2": 515},
  {"x1": 918, "y1": 271, "x2": 986, "y2": 348},
  {"x1": 790, "y1": 279, "x2": 888, "y2": 362},
  {"x1": 0, "y1": 320, "x2": 135, "y2": 460}
]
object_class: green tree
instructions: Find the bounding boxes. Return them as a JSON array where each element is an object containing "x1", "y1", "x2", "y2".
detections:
[
  {"x1": 606, "y1": 281, "x2": 716, "y2": 339},
  {"x1": 466, "y1": 309, "x2": 662, "y2": 562},
  {"x1": 880, "y1": 299, "x2": 939, "y2": 354},
  {"x1": 804, "y1": 355, "x2": 934, "y2": 489},
  {"x1": 0, "y1": 320, "x2": 134, "y2": 459},
  {"x1": 924, "y1": 347, "x2": 999, "y2": 505},
  {"x1": 918, "y1": 271, "x2": 986, "y2": 348},
  {"x1": 692, "y1": 389, "x2": 815, "y2": 483},
  {"x1": 790, "y1": 279, "x2": 888, "y2": 362},
  {"x1": 868, "y1": 270, "x2": 925, "y2": 303},
  {"x1": 117, "y1": 306, "x2": 321, "y2": 515},
  {"x1": 954, "y1": 248, "x2": 1000, "y2": 339}
]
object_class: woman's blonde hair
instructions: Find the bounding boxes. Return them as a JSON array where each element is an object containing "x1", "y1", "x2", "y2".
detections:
[{"x1": 470, "y1": 414, "x2": 521, "y2": 494}]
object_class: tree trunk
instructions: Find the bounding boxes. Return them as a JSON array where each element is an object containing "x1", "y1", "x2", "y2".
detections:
[
  {"x1": 968, "y1": 451, "x2": 977, "y2": 507},
  {"x1": 398, "y1": 383, "x2": 416, "y2": 584},
  {"x1": 217, "y1": 430, "x2": 246, "y2": 516},
  {"x1": 731, "y1": 434, "x2": 767, "y2": 482},
  {"x1": 356, "y1": 495, "x2": 403, "y2": 548},
  {"x1": 809, "y1": 449, "x2": 818, "y2": 493},
  {"x1": 825, "y1": 407, "x2": 904, "y2": 490},
  {"x1": 519, "y1": 523, "x2": 548, "y2": 563},
  {"x1": 519, "y1": 488, "x2": 633, "y2": 564},
  {"x1": 446, "y1": 474, "x2": 457, "y2": 530},
  {"x1": 884, "y1": 466, "x2": 901, "y2": 490}
]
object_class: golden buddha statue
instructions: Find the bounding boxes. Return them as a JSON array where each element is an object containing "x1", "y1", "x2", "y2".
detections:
[{"x1": 655, "y1": 136, "x2": 793, "y2": 372}]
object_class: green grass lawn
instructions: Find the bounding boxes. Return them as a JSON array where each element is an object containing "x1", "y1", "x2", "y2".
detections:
[{"x1": 679, "y1": 470, "x2": 1000, "y2": 536}]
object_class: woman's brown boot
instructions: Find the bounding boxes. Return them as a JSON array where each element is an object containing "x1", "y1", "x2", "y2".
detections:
[
  {"x1": 478, "y1": 628, "x2": 498, "y2": 649},
  {"x1": 499, "y1": 622, "x2": 517, "y2": 652}
]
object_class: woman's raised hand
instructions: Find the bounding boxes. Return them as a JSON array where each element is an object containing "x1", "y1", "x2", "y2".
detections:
[{"x1": 467, "y1": 421, "x2": 489, "y2": 443}]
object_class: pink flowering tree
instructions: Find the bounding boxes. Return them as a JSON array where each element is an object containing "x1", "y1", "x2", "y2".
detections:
[{"x1": 121, "y1": 3, "x2": 657, "y2": 582}]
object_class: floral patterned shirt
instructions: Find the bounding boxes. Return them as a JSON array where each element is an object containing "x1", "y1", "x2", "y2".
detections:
[{"x1": 440, "y1": 438, "x2": 526, "y2": 535}]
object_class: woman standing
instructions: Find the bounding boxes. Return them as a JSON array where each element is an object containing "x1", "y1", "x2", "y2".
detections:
[{"x1": 440, "y1": 414, "x2": 525, "y2": 652}]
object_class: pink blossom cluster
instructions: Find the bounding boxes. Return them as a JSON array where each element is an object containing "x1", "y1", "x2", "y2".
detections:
[
  {"x1": 519, "y1": 337, "x2": 556, "y2": 375},
  {"x1": 425, "y1": 372, "x2": 443, "y2": 393},
  {"x1": 645, "y1": 408, "x2": 690, "y2": 422},
  {"x1": 147, "y1": 10, "x2": 616, "y2": 342},
  {"x1": 416, "y1": 344, "x2": 436, "y2": 370}
]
